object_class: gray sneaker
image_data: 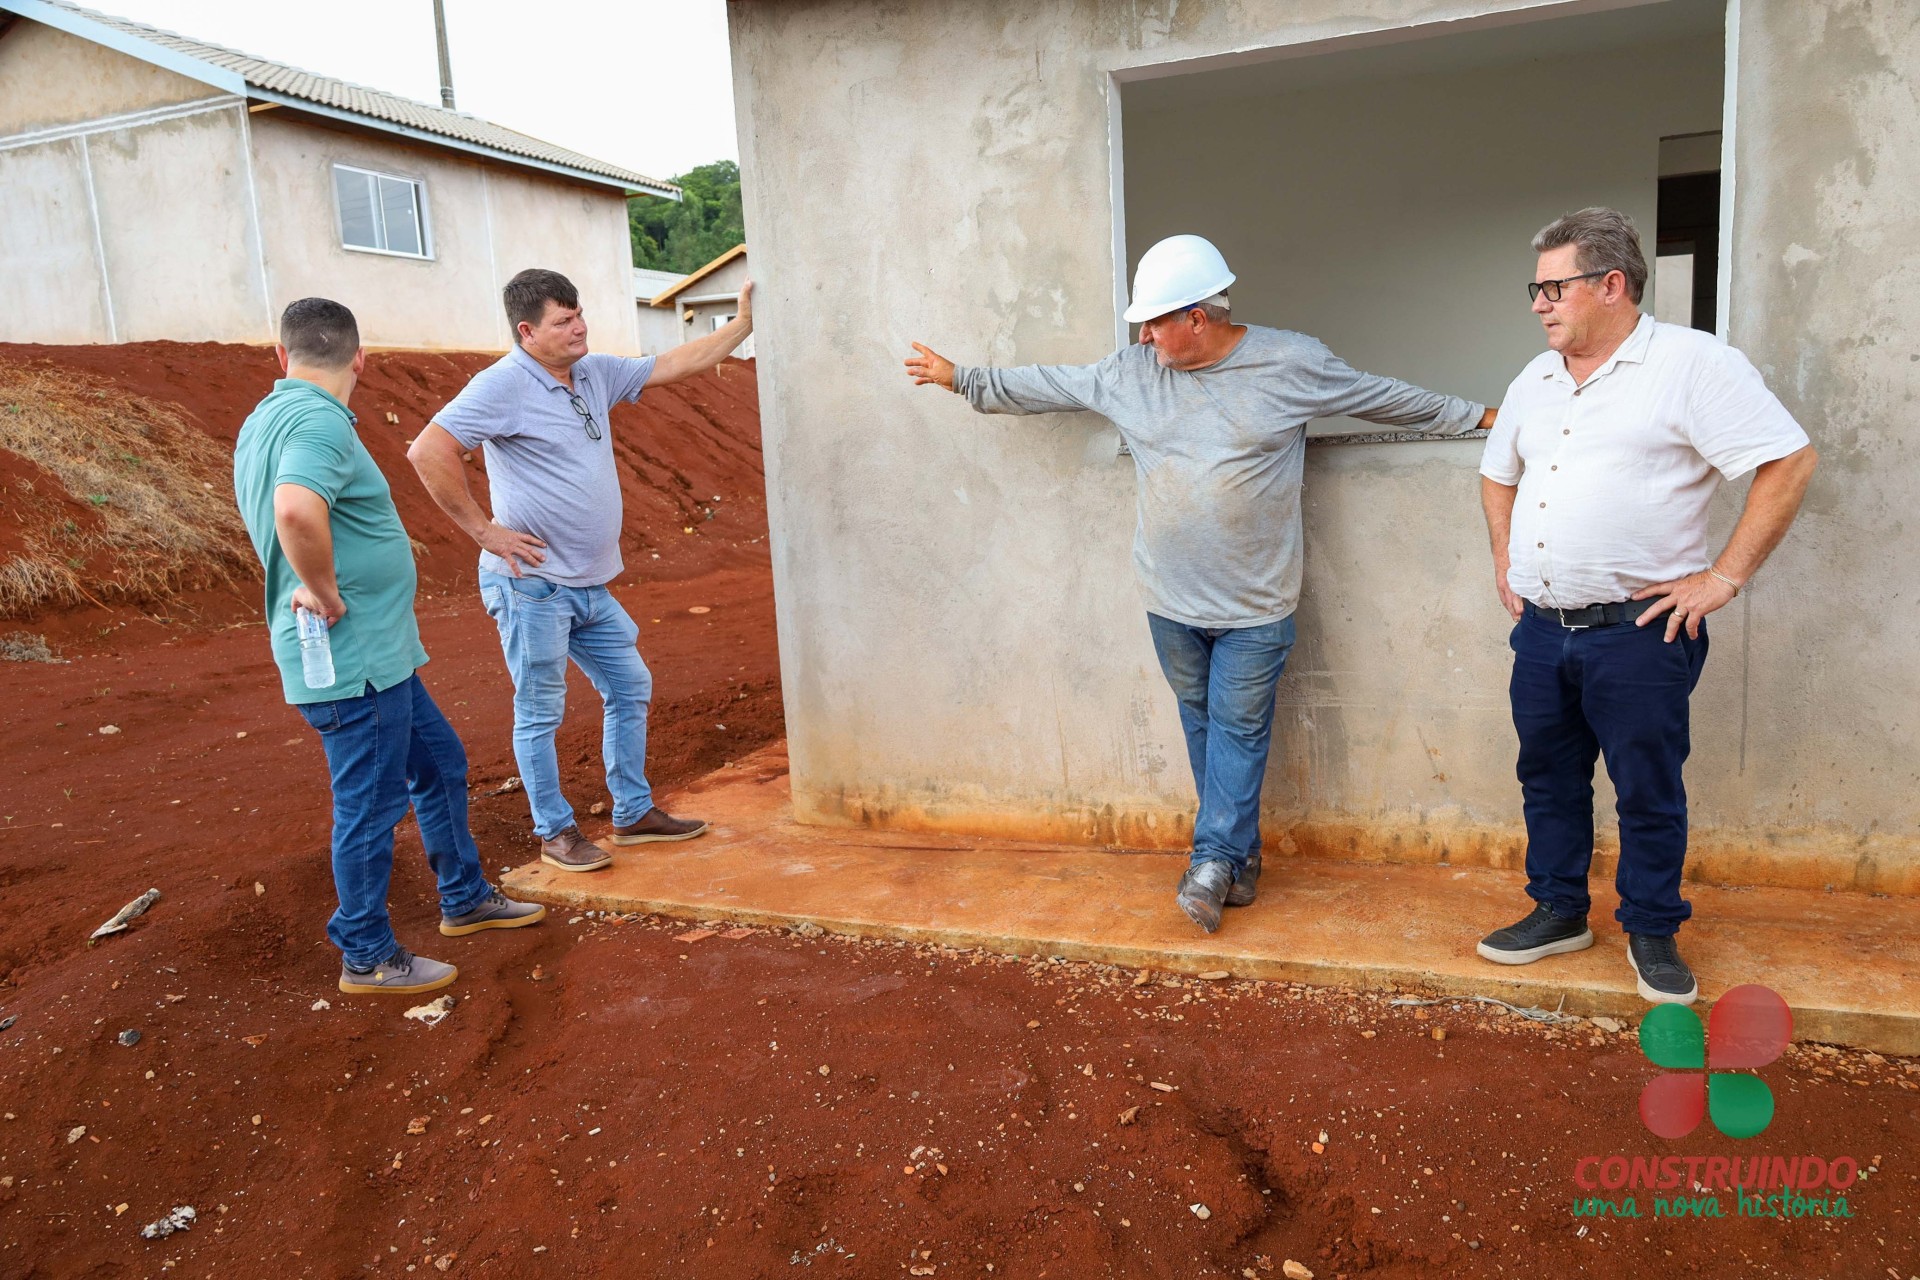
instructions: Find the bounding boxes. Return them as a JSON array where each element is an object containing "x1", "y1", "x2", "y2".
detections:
[
  {"x1": 338, "y1": 947, "x2": 458, "y2": 996},
  {"x1": 1176, "y1": 860, "x2": 1235, "y2": 934},
  {"x1": 440, "y1": 890, "x2": 547, "y2": 937},
  {"x1": 1226, "y1": 853, "x2": 1261, "y2": 908}
]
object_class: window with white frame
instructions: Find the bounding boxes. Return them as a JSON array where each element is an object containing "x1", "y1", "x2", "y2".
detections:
[{"x1": 332, "y1": 164, "x2": 430, "y2": 258}]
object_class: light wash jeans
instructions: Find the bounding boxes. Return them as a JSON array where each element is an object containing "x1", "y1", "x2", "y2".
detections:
[
  {"x1": 1146, "y1": 612, "x2": 1297, "y2": 874},
  {"x1": 294, "y1": 674, "x2": 493, "y2": 968},
  {"x1": 479, "y1": 571, "x2": 654, "y2": 839}
]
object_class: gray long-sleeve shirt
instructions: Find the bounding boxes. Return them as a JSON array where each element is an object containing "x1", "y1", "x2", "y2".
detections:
[{"x1": 954, "y1": 325, "x2": 1484, "y2": 628}]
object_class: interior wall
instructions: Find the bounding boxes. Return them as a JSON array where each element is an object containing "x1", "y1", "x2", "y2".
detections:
[{"x1": 1122, "y1": 29, "x2": 1725, "y2": 430}]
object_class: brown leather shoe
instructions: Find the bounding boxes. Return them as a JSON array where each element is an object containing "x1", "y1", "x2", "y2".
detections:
[
  {"x1": 610, "y1": 807, "x2": 709, "y2": 846},
  {"x1": 539, "y1": 826, "x2": 612, "y2": 873}
]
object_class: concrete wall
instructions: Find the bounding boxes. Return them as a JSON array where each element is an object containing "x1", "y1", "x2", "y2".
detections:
[
  {"x1": 731, "y1": 0, "x2": 1920, "y2": 885},
  {"x1": 1717, "y1": 0, "x2": 1920, "y2": 860},
  {"x1": 0, "y1": 18, "x2": 641, "y2": 353}
]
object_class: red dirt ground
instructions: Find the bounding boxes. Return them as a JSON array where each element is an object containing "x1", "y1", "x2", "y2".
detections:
[{"x1": 0, "y1": 344, "x2": 1916, "y2": 1278}]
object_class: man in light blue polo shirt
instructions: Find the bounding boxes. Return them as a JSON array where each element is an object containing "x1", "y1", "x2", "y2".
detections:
[
  {"x1": 409, "y1": 268, "x2": 754, "y2": 871},
  {"x1": 235, "y1": 298, "x2": 544, "y2": 996}
]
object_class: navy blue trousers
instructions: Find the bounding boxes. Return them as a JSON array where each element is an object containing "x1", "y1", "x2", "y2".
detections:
[{"x1": 1509, "y1": 607, "x2": 1708, "y2": 936}]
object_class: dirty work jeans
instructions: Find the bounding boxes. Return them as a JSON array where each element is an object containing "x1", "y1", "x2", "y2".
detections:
[
  {"x1": 295, "y1": 674, "x2": 493, "y2": 968},
  {"x1": 1146, "y1": 613, "x2": 1297, "y2": 874},
  {"x1": 479, "y1": 571, "x2": 653, "y2": 840},
  {"x1": 1509, "y1": 607, "x2": 1708, "y2": 936}
]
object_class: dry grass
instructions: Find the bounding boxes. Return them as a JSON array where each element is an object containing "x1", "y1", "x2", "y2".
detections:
[
  {"x1": 0, "y1": 364, "x2": 254, "y2": 617},
  {"x1": 0, "y1": 630, "x2": 59, "y2": 662}
]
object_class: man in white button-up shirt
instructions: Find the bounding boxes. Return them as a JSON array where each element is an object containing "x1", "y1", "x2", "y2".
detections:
[{"x1": 1474, "y1": 207, "x2": 1817, "y2": 1005}]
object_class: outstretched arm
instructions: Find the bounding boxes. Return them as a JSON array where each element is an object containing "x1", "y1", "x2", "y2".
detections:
[
  {"x1": 651, "y1": 280, "x2": 754, "y2": 387},
  {"x1": 1314, "y1": 346, "x2": 1488, "y2": 436},
  {"x1": 906, "y1": 342, "x2": 1108, "y2": 416}
]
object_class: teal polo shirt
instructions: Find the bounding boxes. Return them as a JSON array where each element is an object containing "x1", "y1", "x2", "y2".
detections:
[{"x1": 233, "y1": 378, "x2": 428, "y2": 705}]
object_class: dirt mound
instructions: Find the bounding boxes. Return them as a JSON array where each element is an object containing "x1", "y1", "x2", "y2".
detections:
[
  {"x1": 0, "y1": 341, "x2": 766, "y2": 628},
  {"x1": 0, "y1": 364, "x2": 255, "y2": 616}
]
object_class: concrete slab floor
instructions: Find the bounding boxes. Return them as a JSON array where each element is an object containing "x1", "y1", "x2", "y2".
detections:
[{"x1": 503, "y1": 745, "x2": 1920, "y2": 1056}]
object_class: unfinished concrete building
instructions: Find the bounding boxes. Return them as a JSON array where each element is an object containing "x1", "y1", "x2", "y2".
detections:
[{"x1": 727, "y1": 0, "x2": 1919, "y2": 895}]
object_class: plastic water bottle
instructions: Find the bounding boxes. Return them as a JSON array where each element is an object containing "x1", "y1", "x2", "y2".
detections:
[{"x1": 295, "y1": 606, "x2": 335, "y2": 689}]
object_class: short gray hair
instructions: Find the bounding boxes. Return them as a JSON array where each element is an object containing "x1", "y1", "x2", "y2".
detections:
[
  {"x1": 1532, "y1": 207, "x2": 1648, "y2": 303},
  {"x1": 1193, "y1": 302, "x2": 1230, "y2": 323}
]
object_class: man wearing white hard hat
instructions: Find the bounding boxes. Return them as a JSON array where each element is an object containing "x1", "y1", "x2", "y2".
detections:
[{"x1": 906, "y1": 235, "x2": 1494, "y2": 933}]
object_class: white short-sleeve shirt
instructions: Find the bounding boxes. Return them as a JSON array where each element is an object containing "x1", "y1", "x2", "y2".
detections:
[{"x1": 1479, "y1": 314, "x2": 1810, "y2": 609}]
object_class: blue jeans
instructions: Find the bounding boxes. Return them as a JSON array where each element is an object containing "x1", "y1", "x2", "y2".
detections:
[
  {"x1": 1146, "y1": 613, "x2": 1297, "y2": 873},
  {"x1": 479, "y1": 571, "x2": 654, "y2": 839},
  {"x1": 1509, "y1": 607, "x2": 1708, "y2": 936},
  {"x1": 295, "y1": 674, "x2": 493, "y2": 968}
]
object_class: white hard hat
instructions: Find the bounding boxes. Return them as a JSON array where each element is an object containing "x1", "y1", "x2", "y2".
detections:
[{"x1": 1123, "y1": 234, "x2": 1235, "y2": 323}]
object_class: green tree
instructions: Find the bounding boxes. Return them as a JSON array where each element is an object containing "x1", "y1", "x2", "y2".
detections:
[{"x1": 630, "y1": 160, "x2": 744, "y2": 273}]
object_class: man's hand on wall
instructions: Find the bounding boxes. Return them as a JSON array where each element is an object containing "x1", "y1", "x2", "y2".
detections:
[
  {"x1": 1633, "y1": 571, "x2": 1738, "y2": 642},
  {"x1": 905, "y1": 343, "x2": 956, "y2": 392},
  {"x1": 477, "y1": 522, "x2": 548, "y2": 578}
]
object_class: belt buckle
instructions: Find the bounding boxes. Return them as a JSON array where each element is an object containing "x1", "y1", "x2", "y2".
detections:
[{"x1": 1551, "y1": 607, "x2": 1588, "y2": 632}]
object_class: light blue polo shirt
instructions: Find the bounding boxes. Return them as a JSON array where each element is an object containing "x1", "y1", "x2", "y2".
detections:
[{"x1": 432, "y1": 345, "x2": 656, "y2": 587}]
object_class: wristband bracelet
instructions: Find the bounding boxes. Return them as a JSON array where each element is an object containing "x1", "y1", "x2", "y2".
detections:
[{"x1": 1708, "y1": 567, "x2": 1741, "y2": 595}]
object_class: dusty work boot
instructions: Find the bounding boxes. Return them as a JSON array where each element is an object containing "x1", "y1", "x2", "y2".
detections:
[
  {"x1": 539, "y1": 826, "x2": 613, "y2": 873},
  {"x1": 610, "y1": 807, "x2": 710, "y2": 846},
  {"x1": 338, "y1": 946, "x2": 457, "y2": 996},
  {"x1": 440, "y1": 889, "x2": 547, "y2": 937},
  {"x1": 1175, "y1": 860, "x2": 1235, "y2": 934},
  {"x1": 1225, "y1": 853, "x2": 1261, "y2": 908},
  {"x1": 1627, "y1": 933, "x2": 1699, "y2": 1006},
  {"x1": 1475, "y1": 902, "x2": 1594, "y2": 965}
]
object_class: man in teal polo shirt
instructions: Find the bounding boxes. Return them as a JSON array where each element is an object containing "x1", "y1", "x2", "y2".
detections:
[{"x1": 234, "y1": 297, "x2": 544, "y2": 996}]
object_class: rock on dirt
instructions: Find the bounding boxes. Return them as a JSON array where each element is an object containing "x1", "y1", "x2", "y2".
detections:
[
  {"x1": 139, "y1": 1206, "x2": 195, "y2": 1240},
  {"x1": 404, "y1": 996, "x2": 455, "y2": 1028},
  {"x1": 90, "y1": 888, "x2": 161, "y2": 939}
]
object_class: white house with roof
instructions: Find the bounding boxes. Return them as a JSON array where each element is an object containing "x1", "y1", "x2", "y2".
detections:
[{"x1": 0, "y1": 0, "x2": 677, "y2": 352}]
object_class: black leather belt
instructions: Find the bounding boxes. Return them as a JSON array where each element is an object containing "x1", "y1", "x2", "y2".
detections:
[{"x1": 1523, "y1": 598, "x2": 1658, "y2": 628}]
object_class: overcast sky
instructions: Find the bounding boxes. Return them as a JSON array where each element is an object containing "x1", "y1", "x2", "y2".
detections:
[{"x1": 91, "y1": 0, "x2": 739, "y2": 182}]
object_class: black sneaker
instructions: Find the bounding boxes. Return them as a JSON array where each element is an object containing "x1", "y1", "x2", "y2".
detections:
[
  {"x1": 1627, "y1": 933, "x2": 1698, "y2": 1005},
  {"x1": 1175, "y1": 860, "x2": 1234, "y2": 934},
  {"x1": 1225, "y1": 853, "x2": 1261, "y2": 908},
  {"x1": 1475, "y1": 902, "x2": 1594, "y2": 965}
]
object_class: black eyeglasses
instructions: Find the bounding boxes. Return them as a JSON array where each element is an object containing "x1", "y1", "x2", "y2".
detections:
[
  {"x1": 1528, "y1": 271, "x2": 1609, "y2": 303},
  {"x1": 567, "y1": 391, "x2": 601, "y2": 441}
]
